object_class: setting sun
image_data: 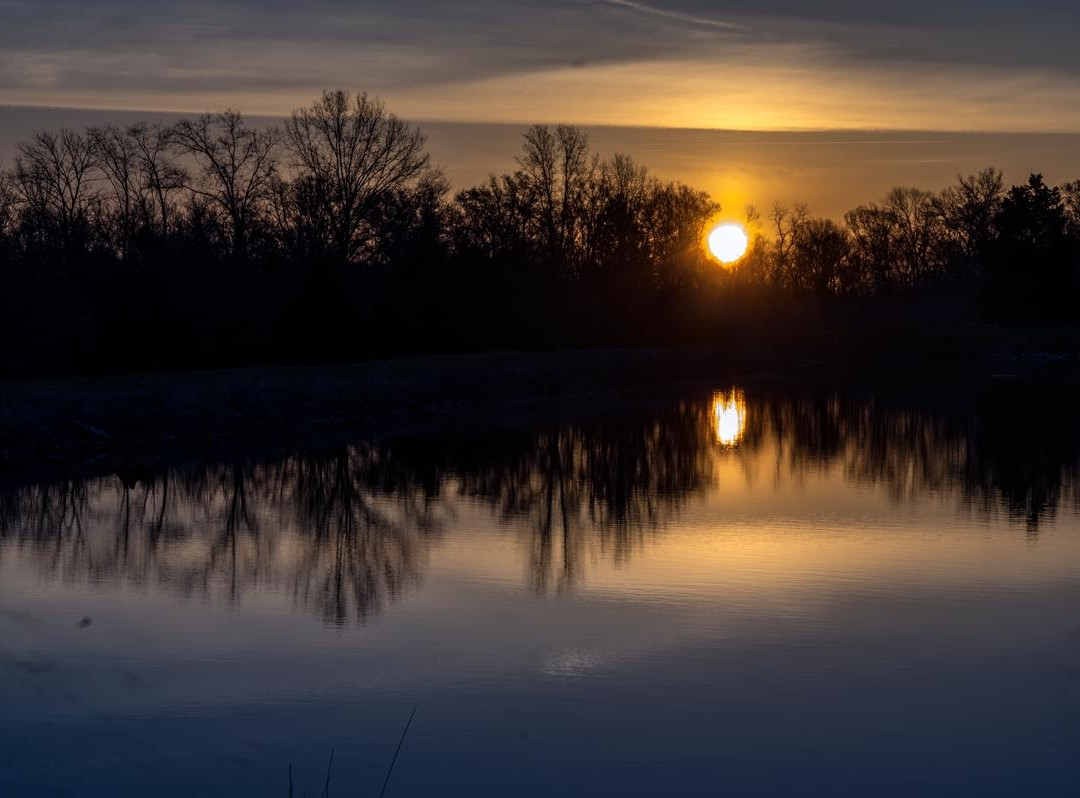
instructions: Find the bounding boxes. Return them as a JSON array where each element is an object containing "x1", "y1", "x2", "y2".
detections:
[{"x1": 708, "y1": 223, "x2": 749, "y2": 264}]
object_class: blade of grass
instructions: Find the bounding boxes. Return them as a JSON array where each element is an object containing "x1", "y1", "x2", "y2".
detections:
[
  {"x1": 379, "y1": 708, "x2": 417, "y2": 798},
  {"x1": 319, "y1": 748, "x2": 334, "y2": 798}
]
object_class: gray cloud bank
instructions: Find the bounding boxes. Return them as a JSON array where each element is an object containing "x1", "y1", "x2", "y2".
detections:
[{"x1": 2, "y1": 0, "x2": 1080, "y2": 129}]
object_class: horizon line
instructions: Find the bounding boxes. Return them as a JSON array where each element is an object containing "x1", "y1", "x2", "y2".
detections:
[{"x1": 4, "y1": 101, "x2": 1080, "y2": 139}]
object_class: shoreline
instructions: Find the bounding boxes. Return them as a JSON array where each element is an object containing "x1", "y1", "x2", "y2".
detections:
[{"x1": 2, "y1": 337, "x2": 1078, "y2": 484}]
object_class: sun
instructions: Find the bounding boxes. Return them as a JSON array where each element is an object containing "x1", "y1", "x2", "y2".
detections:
[{"x1": 707, "y1": 223, "x2": 749, "y2": 264}]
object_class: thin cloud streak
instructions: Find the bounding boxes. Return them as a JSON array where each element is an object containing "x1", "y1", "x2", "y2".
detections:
[{"x1": 597, "y1": 0, "x2": 742, "y2": 31}]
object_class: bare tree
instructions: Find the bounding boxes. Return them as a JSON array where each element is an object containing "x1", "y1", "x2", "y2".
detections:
[
  {"x1": 89, "y1": 125, "x2": 141, "y2": 256},
  {"x1": 518, "y1": 124, "x2": 596, "y2": 279},
  {"x1": 845, "y1": 203, "x2": 898, "y2": 293},
  {"x1": 883, "y1": 187, "x2": 944, "y2": 286},
  {"x1": 767, "y1": 203, "x2": 809, "y2": 290},
  {"x1": 1061, "y1": 179, "x2": 1080, "y2": 239},
  {"x1": 0, "y1": 164, "x2": 16, "y2": 239},
  {"x1": 171, "y1": 111, "x2": 278, "y2": 260},
  {"x1": 129, "y1": 122, "x2": 187, "y2": 237},
  {"x1": 793, "y1": 217, "x2": 852, "y2": 294},
  {"x1": 933, "y1": 169, "x2": 1004, "y2": 274},
  {"x1": 269, "y1": 173, "x2": 333, "y2": 263},
  {"x1": 282, "y1": 90, "x2": 434, "y2": 268},
  {"x1": 453, "y1": 172, "x2": 541, "y2": 262},
  {"x1": 641, "y1": 180, "x2": 718, "y2": 292},
  {"x1": 584, "y1": 153, "x2": 652, "y2": 276},
  {"x1": 14, "y1": 128, "x2": 100, "y2": 253}
]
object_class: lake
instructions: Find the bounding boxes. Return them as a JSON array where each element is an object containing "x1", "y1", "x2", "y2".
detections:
[{"x1": 2, "y1": 381, "x2": 1080, "y2": 796}]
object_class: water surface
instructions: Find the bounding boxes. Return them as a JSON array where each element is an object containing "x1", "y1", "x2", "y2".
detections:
[{"x1": 3, "y1": 383, "x2": 1080, "y2": 796}]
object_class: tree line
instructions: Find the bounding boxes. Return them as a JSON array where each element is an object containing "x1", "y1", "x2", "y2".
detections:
[
  {"x1": 0, "y1": 89, "x2": 1077, "y2": 376},
  {"x1": 739, "y1": 170, "x2": 1080, "y2": 320}
]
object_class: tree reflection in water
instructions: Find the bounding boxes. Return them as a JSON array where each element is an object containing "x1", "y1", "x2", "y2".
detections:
[
  {"x1": 454, "y1": 400, "x2": 715, "y2": 592},
  {"x1": 1, "y1": 382, "x2": 1078, "y2": 619}
]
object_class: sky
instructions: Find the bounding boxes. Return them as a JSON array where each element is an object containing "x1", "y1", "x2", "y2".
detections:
[{"x1": 4, "y1": 0, "x2": 1080, "y2": 131}]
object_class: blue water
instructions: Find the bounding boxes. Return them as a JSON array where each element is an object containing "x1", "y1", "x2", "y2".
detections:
[{"x1": 3, "y1": 385, "x2": 1080, "y2": 796}]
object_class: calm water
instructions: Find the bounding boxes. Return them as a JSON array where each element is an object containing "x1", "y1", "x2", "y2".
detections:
[{"x1": 3, "y1": 383, "x2": 1080, "y2": 796}]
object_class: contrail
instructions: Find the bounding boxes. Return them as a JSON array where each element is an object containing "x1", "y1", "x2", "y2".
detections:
[{"x1": 598, "y1": 0, "x2": 742, "y2": 32}]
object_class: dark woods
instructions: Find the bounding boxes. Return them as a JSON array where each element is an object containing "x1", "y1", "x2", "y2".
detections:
[
  {"x1": 738, "y1": 172, "x2": 1080, "y2": 320},
  {"x1": 1, "y1": 90, "x2": 1079, "y2": 377},
  {"x1": 0, "y1": 91, "x2": 718, "y2": 377}
]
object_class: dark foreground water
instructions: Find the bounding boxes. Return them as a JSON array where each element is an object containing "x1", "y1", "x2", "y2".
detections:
[{"x1": 3, "y1": 382, "x2": 1080, "y2": 796}]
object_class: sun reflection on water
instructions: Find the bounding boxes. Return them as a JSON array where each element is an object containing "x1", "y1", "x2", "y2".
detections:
[{"x1": 712, "y1": 390, "x2": 747, "y2": 446}]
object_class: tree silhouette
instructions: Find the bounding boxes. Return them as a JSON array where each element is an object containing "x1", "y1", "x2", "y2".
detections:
[
  {"x1": 984, "y1": 174, "x2": 1079, "y2": 321},
  {"x1": 0, "y1": 90, "x2": 1078, "y2": 378},
  {"x1": 171, "y1": 110, "x2": 279, "y2": 262},
  {"x1": 14, "y1": 128, "x2": 99, "y2": 257},
  {"x1": 518, "y1": 124, "x2": 596, "y2": 281},
  {"x1": 932, "y1": 168, "x2": 1004, "y2": 277},
  {"x1": 128, "y1": 122, "x2": 188, "y2": 240},
  {"x1": 283, "y1": 90, "x2": 434, "y2": 270}
]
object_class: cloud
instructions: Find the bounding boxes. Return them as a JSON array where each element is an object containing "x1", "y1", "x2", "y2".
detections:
[
  {"x1": 2, "y1": 0, "x2": 1080, "y2": 131},
  {"x1": 597, "y1": 0, "x2": 741, "y2": 32}
]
